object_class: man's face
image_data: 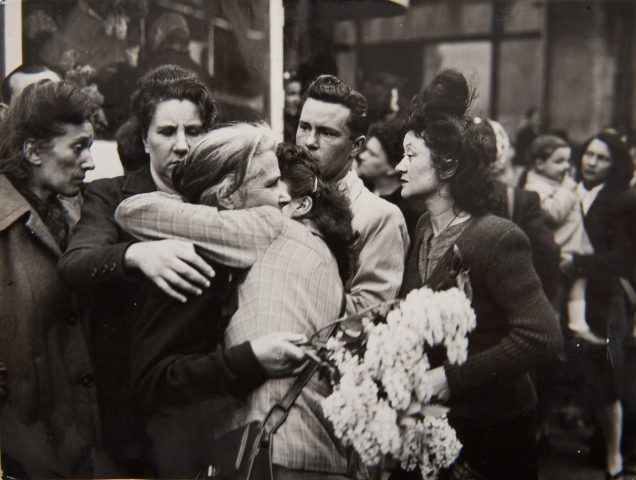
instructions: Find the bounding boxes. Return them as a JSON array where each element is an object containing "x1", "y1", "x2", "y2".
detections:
[
  {"x1": 9, "y1": 70, "x2": 61, "y2": 104},
  {"x1": 232, "y1": 150, "x2": 291, "y2": 209},
  {"x1": 296, "y1": 98, "x2": 358, "y2": 181}
]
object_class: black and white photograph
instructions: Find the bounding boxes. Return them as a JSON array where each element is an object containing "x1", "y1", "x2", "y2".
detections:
[{"x1": 1, "y1": 0, "x2": 636, "y2": 479}]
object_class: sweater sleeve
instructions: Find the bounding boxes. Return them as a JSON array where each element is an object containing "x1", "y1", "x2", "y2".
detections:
[
  {"x1": 115, "y1": 192, "x2": 285, "y2": 268},
  {"x1": 444, "y1": 226, "x2": 563, "y2": 398},
  {"x1": 131, "y1": 281, "x2": 266, "y2": 411}
]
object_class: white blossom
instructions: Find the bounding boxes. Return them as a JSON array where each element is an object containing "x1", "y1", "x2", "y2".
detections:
[{"x1": 321, "y1": 286, "x2": 475, "y2": 477}]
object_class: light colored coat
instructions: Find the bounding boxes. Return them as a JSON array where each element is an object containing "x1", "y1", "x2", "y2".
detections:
[{"x1": 0, "y1": 175, "x2": 101, "y2": 478}]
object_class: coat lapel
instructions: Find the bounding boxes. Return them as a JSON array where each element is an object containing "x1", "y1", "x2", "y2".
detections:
[{"x1": 0, "y1": 175, "x2": 62, "y2": 257}]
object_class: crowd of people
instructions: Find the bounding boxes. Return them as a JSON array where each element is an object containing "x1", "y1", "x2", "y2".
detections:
[{"x1": 0, "y1": 59, "x2": 635, "y2": 480}]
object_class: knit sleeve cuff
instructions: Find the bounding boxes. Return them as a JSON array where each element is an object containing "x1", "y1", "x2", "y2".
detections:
[{"x1": 223, "y1": 341, "x2": 267, "y2": 393}]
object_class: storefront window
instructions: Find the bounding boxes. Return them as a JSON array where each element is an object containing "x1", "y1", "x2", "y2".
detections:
[{"x1": 10, "y1": 0, "x2": 276, "y2": 139}]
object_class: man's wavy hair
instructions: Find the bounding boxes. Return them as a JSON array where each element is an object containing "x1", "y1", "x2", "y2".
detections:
[
  {"x1": 277, "y1": 143, "x2": 359, "y2": 284},
  {"x1": 405, "y1": 69, "x2": 496, "y2": 216},
  {"x1": 115, "y1": 64, "x2": 217, "y2": 172},
  {"x1": 0, "y1": 80, "x2": 96, "y2": 184},
  {"x1": 574, "y1": 131, "x2": 633, "y2": 192},
  {"x1": 172, "y1": 122, "x2": 276, "y2": 206},
  {"x1": 303, "y1": 74, "x2": 370, "y2": 140}
]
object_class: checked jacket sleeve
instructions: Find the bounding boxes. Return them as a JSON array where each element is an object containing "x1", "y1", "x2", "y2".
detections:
[{"x1": 115, "y1": 192, "x2": 286, "y2": 268}]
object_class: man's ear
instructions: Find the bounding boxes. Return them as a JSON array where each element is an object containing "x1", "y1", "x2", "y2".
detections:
[
  {"x1": 350, "y1": 135, "x2": 366, "y2": 159},
  {"x1": 292, "y1": 196, "x2": 313, "y2": 219},
  {"x1": 23, "y1": 139, "x2": 42, "y2": 166},
  {"x1": 142, "y1": 136, "x2": 149, "y2": 154}
]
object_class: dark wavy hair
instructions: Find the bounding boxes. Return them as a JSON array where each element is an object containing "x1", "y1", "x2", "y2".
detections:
[
  {"x1": 0, "y1": 80, "x2": 96, "y2": 184},
  {"x1": 405, "y1": 69, "x2": 495, "y2": 216},
  {"x1": 303, "y1": 74, "x2": 370, "y2": 140},
  {"x1": 574, "y1": 131, "x2": 633, "y2": 192},
  {"x1": 360, "y1": 72, "x2": 400, "y2": 124},
  {"x1": 277, "y1": 143, "x2": 359, "y2": 284},
  {"x1": 115, "y1": 64, "x2": 217, "y2": 172}
]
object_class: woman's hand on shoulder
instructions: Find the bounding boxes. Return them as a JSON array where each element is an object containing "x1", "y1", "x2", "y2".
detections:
[
  {"x1": 124, "y1": 239, "x2": 216, "y2": 302},
  {"x1": 250, "y1": 332, "x2": 308, "y2": 378}
]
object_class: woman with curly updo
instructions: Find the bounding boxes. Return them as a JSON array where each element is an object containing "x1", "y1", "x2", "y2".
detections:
[{"x1": 399, "y1": 70, "x2": 562, "y2": 479}]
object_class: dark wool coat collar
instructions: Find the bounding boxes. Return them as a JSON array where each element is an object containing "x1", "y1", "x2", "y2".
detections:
[
  {"x1": 121, "y1": 165, "x2": 156, "y2": 196},
  {"x1": 0, "y1": 175, "x2": 63, "y2": 256}
]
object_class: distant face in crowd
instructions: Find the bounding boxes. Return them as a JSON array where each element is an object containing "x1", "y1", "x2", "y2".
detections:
[
  {"x1": 8, "y1": 69, "x2": 61, "y2": 104},
  {"x1": 144, "y1": 99, "x2": 204, "y2": 192},
  {"x1": 389, "y1": 87, "x2": 399, "y2": 114},
  {"x1": 581, "y1": 138, "x2": 612, "y2": 187},
  {"x1": 284, "y1": 80, "x2": 302, "y2": 117},
  {"x1": 30, "y1": 121, "x2": 95, "y2": 198},
  {"x1": 231, "y1": 149, "x2": 291, "y2": 210},
  {"x1": 358, "y1": 136, "x2": 392, "y2": 182},
  {"x1": 536, "y1": 146, "x2": 571, "y2": 183},
  {"x1": 396, "y1": 131, "x2": 441, "y2": 200},
  {"x1": 296, "y1": 98, "x2": 356, "y2": 181}
]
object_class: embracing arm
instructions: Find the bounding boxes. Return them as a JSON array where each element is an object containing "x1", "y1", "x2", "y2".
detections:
[
  {"x1": 132, "y1": 276, "x2": 307, "y2": 411},
  {"x1": 58, "y1": 180, "x2": 214, "y2": 302},
  {"x1": 346, "y1": 201, "x2": 409, "y2": 315},
  {"x1": 131, "y1": 278, "x2": 267, "y2": 410},
  {"x1": 116, "y1": 192, "x2": 286, "y2": 269},
  {"x1": 58, "y1": 178, "x2": 139, "y2": 287},
  {"x1": 444, "y1": 226, "x2": 562, "y2": 399}
]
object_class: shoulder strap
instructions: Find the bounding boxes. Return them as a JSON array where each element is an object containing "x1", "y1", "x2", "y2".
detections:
[{"x1": 259, "y1": 322, "x2": 338, "y2": 443}]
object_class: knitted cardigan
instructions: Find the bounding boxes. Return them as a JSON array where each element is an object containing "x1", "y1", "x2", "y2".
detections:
[{"x1": 402, "y1": 213, "x2": 563, "y2": 425}]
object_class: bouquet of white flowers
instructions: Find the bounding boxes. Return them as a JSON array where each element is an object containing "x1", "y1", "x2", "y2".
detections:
[{"x1": 310, "y1": 284, "x2": 476, "y2": 479}]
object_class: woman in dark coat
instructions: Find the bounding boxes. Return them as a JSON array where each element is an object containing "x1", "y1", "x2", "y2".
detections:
[
  {"x1": 564, "y1": 132, "x2": 636, "y2": 479},
  {"x1": 0, "y1": 81, "x2": 104, "y2": 478},
  {"x1": 57, "y1": 65, "x2": 308, "y2": 475},
  {"x1": 57, "y1": 64, "x2": 218, "y2": 474},
  {"x1": 397, "y1": 70, "x2": 562, "y2": 480}
]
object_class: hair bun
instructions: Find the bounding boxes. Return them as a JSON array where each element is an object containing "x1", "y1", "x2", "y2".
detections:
[{"x1": 420, "y1": 69, "x2": 472, "y2": 120}]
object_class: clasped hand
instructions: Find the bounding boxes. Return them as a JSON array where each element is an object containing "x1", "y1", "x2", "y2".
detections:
[
  {"x1": 250, "y1": 332, "x2": 309, "y2": 377},
  {"x1": 125, "y1": 239, "x2": 215, "y2": 302}
]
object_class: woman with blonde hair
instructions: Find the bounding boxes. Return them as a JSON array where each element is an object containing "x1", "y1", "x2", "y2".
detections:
[{"x1": 116, "y1": 122, "x2": 359, "y2": 479}]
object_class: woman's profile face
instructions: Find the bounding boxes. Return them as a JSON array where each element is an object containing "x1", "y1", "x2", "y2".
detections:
[
  {"x1": 581, "y1": 138, "x2": 612, "y2": 187},
  {"x1": 357, "y1": 136, "x2": 391, "y2": 181},
  {"x1": 144, "y1": 98, "x2": 204, "y2": 191},
  {"x1": 395, "y1": 131, "x2": 440, "y2": 200},
  {"x1": 31, "y1": 121, "x2": 95, "y2": 198}
]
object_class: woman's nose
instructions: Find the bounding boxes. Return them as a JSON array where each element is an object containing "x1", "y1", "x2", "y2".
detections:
[
  {"x1": 174, "y1": 130, "x2": 188, "y2": 153},
  {"x1": 395, "y1": 157, "x2": 407, "y2": 173}
]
